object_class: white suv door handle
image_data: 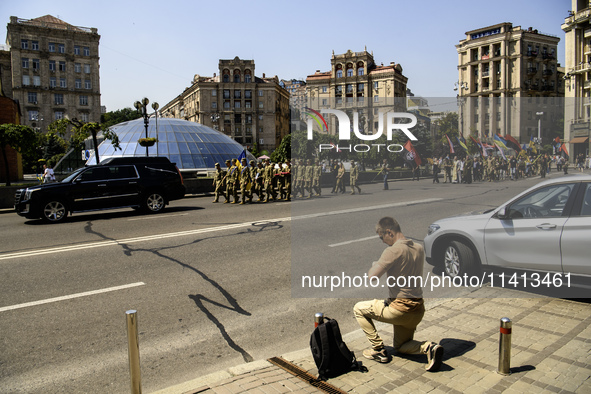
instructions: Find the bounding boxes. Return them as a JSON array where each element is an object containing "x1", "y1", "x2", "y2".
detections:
[{"x1": 536, "y1": 223, "x2": 557, "y2": 230}]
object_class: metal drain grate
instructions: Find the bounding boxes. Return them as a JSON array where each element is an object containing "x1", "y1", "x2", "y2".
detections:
[{"x1": 267, "y1": 356, "x2": 348, "y2": 394}]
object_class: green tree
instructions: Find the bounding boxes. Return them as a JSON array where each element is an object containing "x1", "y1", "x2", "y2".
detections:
[
  {"x1": 249, "y1": 142, "x2": 260, "y2": 158},
  {"x1": 0, "y1": 124, "x2": 40, "y2": 186},
  {"x1": 271, "y1": 134, "x2": 291, "y2": 163},
  {"x1": 100, "y1": 107, "x2": 142, "y2": 129}
]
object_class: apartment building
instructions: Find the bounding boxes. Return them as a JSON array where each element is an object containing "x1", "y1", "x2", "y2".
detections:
[
  {"x1": 305, "y1": 49, "x2": 408, "y2": 136},
  {"x1": 456, "y1": 22, "x2": 563, "y2": 144},
  {"x1": 562, "y1": 0, "x2": 591, "y2": 159},
  {"x1": 2, "y1": 15, "x2": 101, "y2": 131},
  {"x1": 159, "y1": 57, "x2": 290, "y2": 153}
]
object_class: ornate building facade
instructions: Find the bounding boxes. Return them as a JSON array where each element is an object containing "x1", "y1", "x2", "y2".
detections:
[
  {"x1": 456, "y1": 22, "x2": 563, "y2": 143},
  {"x1": 159, "y1": 57, "x2": 290, "y2": 153},
  {"x1": 2, "y1": 15, "x2": 101, "y2": 131},
  {"x1": 305, "y1": 49, "x2": 408, "y2": 136},
  {"x1": 562, "y1": 0, "x2": 591, "y2": 159}
]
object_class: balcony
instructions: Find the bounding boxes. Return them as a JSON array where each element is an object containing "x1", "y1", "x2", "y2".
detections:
[
  {"x1": 543, "y1": 69, "x2": 554, "y2": 77},
  {"x1": 526, "y1": 51, "x2": 538, "y2": 58},
  {"x1": 542, "y1": 53, "x2": 555, "y2": 61}
]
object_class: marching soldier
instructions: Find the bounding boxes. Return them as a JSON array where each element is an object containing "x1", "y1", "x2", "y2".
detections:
[
  {"x1": 249, "y1": 160, "x2": 261, "y2": 202},
  {"x1": 312, "y1": 160, "x2": 322, "y2": 196},
  {"x1": 283, "y1": 159, "x2": 292, "y2": 201},
  {"x1": 212, "y1": 162, "x2": 227, "y2": 203},
  {"x1": 239, "y1": 158, "x2": 251, "y2": 204},
  {"x1": 304, "y1": 159, "x2": 314, "y2": 198},
  {"x1": 263, "y1": 159, "x2": 276, "y2": 202},
  {"x1": 225, "y1": 159, "x2": 240, "y2": 203},
  {"x1": 443, "y1": 157, "x2": 452, "y2": 183},
  {"x1": 350, "y1": 161, "x2": 361, "y2": 194}
]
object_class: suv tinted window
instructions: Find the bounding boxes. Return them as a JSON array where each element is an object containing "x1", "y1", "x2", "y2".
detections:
[
  {"x1": 79, "y1": 167, "x2": 111, "y2": 182},
  {"x1": 106, "y1": 165, "x2": 138, "y2": 179}
]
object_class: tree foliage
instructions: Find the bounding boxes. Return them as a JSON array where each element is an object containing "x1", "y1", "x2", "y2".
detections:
[
  {"x1": 270, "y1": 134, "x2": 291, "y2": 163},
  {"x1": 0, "y1": 124, "x2": 40, "y2": 186},
  {"x1": 100, "y1": 107, "x2": 142, "y2": 129}
]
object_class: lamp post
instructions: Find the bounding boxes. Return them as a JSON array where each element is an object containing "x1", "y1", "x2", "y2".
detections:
[
  {"x1": 152, "y1": 102, "x2": 159, "y2": 156},
  {"x1": 134, "y1": 98, "x2": 151, "y2": 156},
  {"x1": 454, "y1": 82, "x2": 469, "y2": 137},
  {"x1": 210, "y1": 113, "x2": 220, "y2": 130},
  {"x1": 536, "y1": 111, "x2": 544, "y2": 145}
]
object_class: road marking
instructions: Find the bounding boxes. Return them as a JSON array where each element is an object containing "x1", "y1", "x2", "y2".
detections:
[
  {"x1": 0, "y1": 282, "x2": 146, "y2": 313},
  {"x1": 128, "y1": 213, "x2": 188, "y2": 221},
  {"x1": 329, "y1": 235, "x2": 379, "y2": 248},
  {"x1": 0, "y1": 198, "x2": 442, "y2": 261}
]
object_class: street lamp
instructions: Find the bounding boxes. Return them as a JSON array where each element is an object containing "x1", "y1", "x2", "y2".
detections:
[
  {"x1": 210, "y1": 113, "x2": 220, "y2": 130},
  {"x1": 152, "y1": 102, "x2": 159, "y2": 156},
  {"x1": 536, "y1": 111, "x2": 544, "y2": 144},
  {"x1": 134, "y1": 98, "x2": 151, "y2": 156},
  {"x1": 454, "y1": 81, "x2": 469, "y2": 136}
]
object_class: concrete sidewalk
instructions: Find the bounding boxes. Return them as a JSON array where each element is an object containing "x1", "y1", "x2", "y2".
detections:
[{"x1": 154, "y1": 286, "x2": 591, "y2": 393}]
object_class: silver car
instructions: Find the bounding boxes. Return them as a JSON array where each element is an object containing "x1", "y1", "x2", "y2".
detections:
[{"x1": 424, "y1": 175, "x2": 591, "y2": 279}]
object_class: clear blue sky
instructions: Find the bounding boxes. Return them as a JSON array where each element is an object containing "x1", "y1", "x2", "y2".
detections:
[{"x1": 2, "y1": 0, "x2": 569, "y2": 112}]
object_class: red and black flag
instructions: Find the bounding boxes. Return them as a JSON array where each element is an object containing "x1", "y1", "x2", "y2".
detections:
[
  {"x1": 403, "y1": 140, "x2": 422, "y2": 167},
  {"x1": 504, "y1": 134, "x2": 522, "y2": 152}
]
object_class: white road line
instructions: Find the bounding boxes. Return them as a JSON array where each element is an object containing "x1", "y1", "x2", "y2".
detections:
[
  {"x1": 329, "y1": 235, "x2": 379, "y2": 248},
  {"x1": 0, "y1": 282, "x2": 146, "y2": 313},
  {"x1": 0, "y1": 198, "x2": 442, "y2": 262},
  {"x1": 128, "y1": 213, "x2": 188, "y2": 221}
]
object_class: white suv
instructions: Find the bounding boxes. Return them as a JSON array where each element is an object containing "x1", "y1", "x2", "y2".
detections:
[{"x1": 424, "y1": 175, "x2": 591, "y2": 281}]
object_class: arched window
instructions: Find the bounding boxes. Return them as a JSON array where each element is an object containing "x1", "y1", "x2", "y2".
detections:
[
  {"x1": 346, "y1": 63, "x2": 354, "y2": 77},
  {"x1": 234, "y1": 69, "x2": 241, "y2": 83},
  {"x1": 358, "y1": 61, "x2": 365, "y2": 76},
  {"x1": 222, "y1": 69, "x2": 230, "y2": 83},
  {"x1": 245, "y1": 70, "x2": 252, "y2": 83},
  {"x1": 336, "y1": 64, "x2": 343, "y2": 78}
]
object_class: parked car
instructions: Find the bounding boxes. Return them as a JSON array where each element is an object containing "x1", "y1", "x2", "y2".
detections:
[
  {"x1": 424, "y1": 175, "x2": 591, "y2": 279},
  {"x1": 14, "y1": 157, "x2": 185, "y2": 223}
]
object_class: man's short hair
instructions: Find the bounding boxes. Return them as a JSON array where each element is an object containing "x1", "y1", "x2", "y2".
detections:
[{"x1": 377, "y1": 217, "x2": 401, "y2": 234}]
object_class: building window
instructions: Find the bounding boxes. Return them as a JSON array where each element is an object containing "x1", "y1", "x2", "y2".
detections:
[
  {"x1": 336, "y1": 69, "x2": 343, "y2": 78},
  {"x1": 234, "y1": 73, "x2": 240, "y2": 83},
  {"x1": 54, "y1": 94, "x2": 64, "y2": 105},
  {"x1": 75, "y1": 63, "x2": 81, "y2": 73},
  {"x1": 22, "y1": 58, "x2": 29, "y2": 68},
  {"x1": 235, "y1": 101, "x2": 241, "y2": 108},
  {"x1": 245, "y1": 101, "x2": 252, "y2": 108},
  {"x1": 223, "y1": 90, "x2": 230, "y2": 98},
  {"x1": 245, "y1": 73, "x2": 252, "y2": 83},
  {"x1": 29, "y1": 110, "x2": 39, "y2": 121},
  {"x1": 322, "y1": 86, "x2": 328, "y2": 93},
  {"x1": 49, "y1": 60, "x2": 56, "y2": 71},
  {"x1": 59, "y1": 61, "x2": 66, "y2": 71},
  {"x1": 21, "y1": 39, "x2": 28, "y2": 49},
  {"x1": 259, "y1": 102, "x2": 264, "y2": 108},
  {"x1": 58, "y1": 44, "x2": 65, "y2": 53},
  {"x1": 347, "y1": 69, "x2": 354, "y2": 77},
  {"x1": 74, "y1": 46, "x2": 80, "y2": 55},
  {"x1": 80, "y1": 113, "x2": 89, "y2": 122},
  {"x1": 223, "y1": 74, "x2": 230, "y2": 82},
  {"x1": 224, "y1": 101, "x2": 230, "y2": 109},
  {"x1": 83, "y1": 47, "x2": 90, "y2": 56},
  {"x1": 84, "y1": 64, "x2": 90, "y2": 74},
  {"x1": 48, "y1": 42, "x2": 56, "y2": 52},
  {"x1": 32, "y1": 59, "x2": 40, "y2": 70},
  {"x1": 212, "y1": 90, "x2": 217, "y2": 96},
  {"x1": 28, "y1": 92, "x2": 37, "y2": 103},
  {"x1": 245, "y1": 90, "x2": 252, "y2": 98},
  {"x1": 374, "y1": 95, "x2": 379, "y2": 102},
  {"x1": 79, "y1": 95, "x2": 88, "y2": 106},
  {"x1": 258, "y1": 90, "x2": 263, "y2": 96},
  {"x1": 234, "y1": 90, "x2": 241, "y2": 98},
  {"x1": 54, "y1": 111, "x2": 64, "y2": 120},
  {"x1": 85, "y1": 80, "x2": 91, "y2": 89},
  {"x1": 75, "y1": 79, "x2": 82, "y2": 89},
  {"x1": 60, "y1": 78, "x2": 67, "y2": 88},
  {"x1": 212, "y1": 102, "x2": 217, "y2": 108},
  {"x1": 22, "y1": 75, "x2": 30, "y2": 86},
  {"x1": 33, "y1": 76, "x2": 40, "y2": 86},
  {"x1": 50, "y1": 77, "x2": 56, "y2": 88},
  {"x1": 32, "y1": 41, "x2": 39, "y2": 50},
  {"x1": 322, "y1": 98, "x2": 328, "y2": 106}
]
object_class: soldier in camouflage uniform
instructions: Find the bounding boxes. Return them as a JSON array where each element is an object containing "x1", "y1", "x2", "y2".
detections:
[
  {"x1": 275, "y1": 162, "x2": 285, "y2": 200},
  {"x1": 249, "y1": 160, "x2": 261, "y2": 202},
  {"x1": 291, "y1": 159, "x2": 299, "y2": 199},
  {"x1": 350, "y1": 161, "x2": 361, "y2": 194},
  {"x1": 225, "y1": 159, "x2": 240, "y2": 204},
  {"x1": 212, "y1": 162, "x2": 227, "y2": 203},
  {"x1": 312, "y1": 160, "x2": 322, "y2": 196},
  {"x1": 443, "y1": 157, "x2": 453, "y2": 183},
  {"x1": 239, "y1": 158, "x2": 251, "y2": 204},
  {"x1": 283, "y1": 159, "x2": 292, "y2": 201},
  {"x1": 304, "y1": 159, "x2": 314, "y2": 198},
  {"x1": 263, "y1": 159, "x2": 277, "y2": 202}
]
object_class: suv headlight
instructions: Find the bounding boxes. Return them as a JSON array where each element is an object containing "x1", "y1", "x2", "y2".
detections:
[
  {"x1": 23, "y1": 188, "x2": 39, "y2": 201},
  {"x1": 427, "y1": 224, "x2": 440, "y2": 236}
]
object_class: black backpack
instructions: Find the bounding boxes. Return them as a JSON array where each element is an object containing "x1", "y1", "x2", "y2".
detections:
[{"x1": 310, "y1": 317, "x2": 367, "y2": 380}]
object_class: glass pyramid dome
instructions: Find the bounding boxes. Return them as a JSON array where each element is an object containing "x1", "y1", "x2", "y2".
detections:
[{"x1": 86, "y1": 117, "x2": 254, "y2": 170}]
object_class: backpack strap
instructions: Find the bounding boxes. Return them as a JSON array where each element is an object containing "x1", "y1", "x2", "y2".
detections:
[{"x1": 317, "y1": 320, "x2": 331, "y2": 380}]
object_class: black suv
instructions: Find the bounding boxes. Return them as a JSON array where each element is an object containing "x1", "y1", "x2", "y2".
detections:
[{"x1": 15, "y1": 157, "x2": 185, "y2": 223}]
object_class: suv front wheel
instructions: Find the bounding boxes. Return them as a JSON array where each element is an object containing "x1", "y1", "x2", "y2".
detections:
[
  {"x1": 42, "y1": 200, "x2": 68, "y2": 223},
  {"x1": 143, "y1": 192, "x2": 165, "y2": 213}
]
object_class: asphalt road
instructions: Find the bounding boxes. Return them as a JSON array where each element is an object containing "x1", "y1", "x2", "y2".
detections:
[{"x1": 0, "y1": 174, "x2": 554, "y2": 393}]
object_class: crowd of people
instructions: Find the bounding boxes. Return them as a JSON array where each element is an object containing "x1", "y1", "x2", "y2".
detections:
[
  {"x1": 426, "y1": 152, "x2": 586, "y2": 184},
  {"x1": 210, "y1": 152, "x2": 589, "y2": 204}
]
